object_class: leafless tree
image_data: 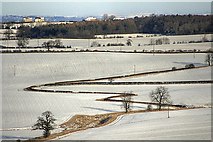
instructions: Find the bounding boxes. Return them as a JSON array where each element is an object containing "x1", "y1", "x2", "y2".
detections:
[
  {"x1": 126, "y1": 39, "x2": 133, "y2": 46},
  {"x1": 32, "y1": 111, "x2": 56, "y2": 138},
  {"x1": 91, "y1": 41, "x2": 101, "y2": 47},
  {"x1": 4, "y1": 29, "x2": 13, "y2": 40},
  {"x1": 150, "y1": 86, "x2": 171, "y2": 110},
  {"x1": 150, "y1": 38, "x2": 156, "y2": 45},
  {"x1": 54, "y1": 39, "x2": 63, "y2": 47},
  {"x1": 121, "y1": 92, "x2": 133, "y2": 113},
  {"x1": 205, "y1": 53, "x2": 213, "y2": 66},
  {"x1": 202, "y1": 34, "x2": 208, "y2": 42},
  {"x1": 102, "y1": 14, "x2": 109, "y2": 21},
  {"x1": 16, "y1": 37, "x2": 29, "y2": 48}
]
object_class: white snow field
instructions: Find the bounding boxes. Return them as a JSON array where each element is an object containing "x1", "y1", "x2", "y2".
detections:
[
  {"x1": 1, "y1": 50, "x2": 212, "y2": 139},
  {"x1": 60, "y1": 108, "x2": 211, "y2": 140},
  {"x1": 1, "y1": 34, "x2": 211, "y2": 51},
  {"x1": 113, "y1": 66, "x2": 212, "y2": 82}
]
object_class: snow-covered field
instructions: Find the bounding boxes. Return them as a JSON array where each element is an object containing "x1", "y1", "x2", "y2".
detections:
[
  {"x1": 1, "y1": 34, "x2": 212, "y2": 140},
  {"x1": 1, "y1": 34, "x2": 211, "y2": 51},
  {"x1": 61, "y1": 108, "x2": 211, "y2": 140}
]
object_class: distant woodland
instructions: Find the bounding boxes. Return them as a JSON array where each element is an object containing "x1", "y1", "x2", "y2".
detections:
[{"x1": 17, "y1": 15, "x2": 212, "y2": 39}]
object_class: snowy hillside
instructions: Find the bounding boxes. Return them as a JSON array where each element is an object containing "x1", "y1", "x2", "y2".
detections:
[
  {"x1": 60, "y1": 108, "x2": 211, "y2": 140},
  {"x1": 1, "y1": 36, "x2": 212, "y2": 140}
]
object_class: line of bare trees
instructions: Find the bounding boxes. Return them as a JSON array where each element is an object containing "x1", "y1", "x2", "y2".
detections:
[{"x1": 120, "y1": 86, "x2": 172, "y2": 113}]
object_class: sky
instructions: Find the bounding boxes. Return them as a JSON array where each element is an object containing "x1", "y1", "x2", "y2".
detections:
[{"x1": 1, "y1": 1, "x2": 212, "y2": 17}]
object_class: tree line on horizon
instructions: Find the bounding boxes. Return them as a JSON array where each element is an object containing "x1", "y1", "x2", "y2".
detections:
[{"x1": 17, "y1": 14, "x2": 212, "y2": 39}]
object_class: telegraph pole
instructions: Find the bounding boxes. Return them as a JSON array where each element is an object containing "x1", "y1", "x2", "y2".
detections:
[
  {"x1": 88, "y1": 39, "x2": 90, "y2": 48},
  {"x1": 14, "y1": 65, "x2": 16, "y2": 77},
  {"x1": 153, "y1": 44, "x2": 155, "y2": 56},
  {"x1": 167, "y1": 105, "x2": 170, "y2": 118},
  {"x1": 37, "y1": 38, "x2": 40, "y2": 47},
  {"x1": 133, "y1": 65, "x2": 136, "y2": 74}
]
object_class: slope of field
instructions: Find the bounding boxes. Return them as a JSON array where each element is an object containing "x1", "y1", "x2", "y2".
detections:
[
  {"x1": 1, "y1": 51, "x2": 211, "y2": 140},
  {"x1": 114, "y1": 66, "x2": 212, "y2": 82},
  {"x1": 61, "y1": 108, "x2": 211, "y2": 140}
]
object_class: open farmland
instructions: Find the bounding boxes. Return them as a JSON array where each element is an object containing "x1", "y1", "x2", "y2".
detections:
[
  {"x1": 1, "y1": 33, "x2": 212, "y2": 51},
  {"x1": 61, "y1": 108, "x2": 211, "y2": 140},
  {"x1": 1, "y1": 34, "x2": 212, "y2": 140}
]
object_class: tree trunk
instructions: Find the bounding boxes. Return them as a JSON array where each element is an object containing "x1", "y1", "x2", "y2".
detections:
[
  {"x1": 159, "y1": 103, "x2": 161, "y2": 110},
  {"x1": 125, "y1": 102, "x2": 128, "y2": 113}
]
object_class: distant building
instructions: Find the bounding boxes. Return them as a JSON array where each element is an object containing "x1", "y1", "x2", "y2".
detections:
[
  {"x1": 113, "y1": 17, "x2": 125, "y2": 21},
  {"x1": 35, "y1": 17, "x2": 45, "y2": 22},
  {"x1": 48, "y1": 21, "x2": 74, "y2": 25},
  {"x1": 23, "y1": 17, "x2": 33, "y2": 23},
  {"x1": 84, "y1": 17, "x2": 98, "y2": 22}
]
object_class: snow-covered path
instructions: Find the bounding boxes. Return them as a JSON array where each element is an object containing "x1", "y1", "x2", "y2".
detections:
[{"x1": 61, "y1": 108, "x2": 211, "y2": 140}]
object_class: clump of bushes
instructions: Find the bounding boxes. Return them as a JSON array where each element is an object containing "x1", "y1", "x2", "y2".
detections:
[
  {"x1": 107, "y1": 43, "x2": 125, "y2": 46},
  {"x1": 185, "y1": 64, "x2": 195, "y2": 68}
]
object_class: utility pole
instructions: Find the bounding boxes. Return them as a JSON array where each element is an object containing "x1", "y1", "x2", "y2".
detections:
[
  {"x1": 14, "y1": 65, "x2": 16, "y2": 77},
  {"x1": 88, "y1": 39, "x2": 90, "y2": 48},
  {"x1": 193, "y1": 49, "x2": 195, "y2": 59},
  {"x1": 37, "y1": 38, "x2": 40, "y2": 47},
  {"x1": 6, "y1": 39, "x2": 9, "y2": 48},
  {"x1": 167, "y1": 105, "x2": 170, "y2": 118},
  {"x1": 133, "y1": 65, "x2": 136, "y2": 74},
  {"x1": 153, "y1": 44, "x2": 155, "y2": 56}
]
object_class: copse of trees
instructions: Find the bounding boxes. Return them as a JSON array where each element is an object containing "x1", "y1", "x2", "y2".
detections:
[{"x1": 17, "y1": 15, "x2": 212, "y2": 39}]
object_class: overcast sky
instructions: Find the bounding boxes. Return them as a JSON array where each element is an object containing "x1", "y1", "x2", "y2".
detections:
[{"x1": 1, "y1": 1, "x2": 211, "y2": 17}]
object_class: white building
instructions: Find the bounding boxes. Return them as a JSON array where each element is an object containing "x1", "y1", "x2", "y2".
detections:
[
  {"x1": 113, "y1": 17, "x2": 125, "y2": 21},
  {"x1": 23, "y1": 17, "x2": 33, "y2": 23},
  {"x1": 35, "y1": 17, "x2": 45, "y2": 22},
  {"x1": 84, "y1": 17, "x2": 98, "y2": 22}
]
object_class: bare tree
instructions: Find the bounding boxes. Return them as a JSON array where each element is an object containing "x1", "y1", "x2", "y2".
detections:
[
  {"x1": 162, "y1": 37, "x2": 170, "y2": 44},
  {"x1": 32, "y1": 111, "x2": 56, "y2": 138},
  {"x1": 126, "y1": 39, "x2": 133, "y2": 46},
  {"x1": 4, "y1": 29, "x2": 13, "y2": 40},
  {"x1": 91, "y1": 41, "x2": 101, "y2": 47},
  {"x1": 16, "y1": 37, "x2": 29, "y2": 48},
  {"x1": 42, "y1": 40, "x2": 64, "y2": 50},
  {"x1": 102, "y1": 14, "x2": 109, "y2": 21},
  {"x1": 202, "y1": 34, "x2": 209, "y2": 42},
  {"x1": 205, "y1": 53, "x2": 213, "y2": 66},
  {"x1": 108, "y1": 15, "x2": 116, "y2": 20},
  {"x1": 54, "y1": 39, "x2": 63, "y2": 48},
  {"x1": 121, "y1": 92, "x2": 133, "y2": 113},
  {"x1": 150, "y1": 38, "x2": 156, "y2": 45},
  {"x1": 150, "y1": 86, "x2": 171, "y2": 110}
]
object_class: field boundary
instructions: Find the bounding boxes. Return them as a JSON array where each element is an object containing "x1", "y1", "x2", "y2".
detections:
[{"x1": 1, "y1": 49, "x2": 213, "y2": 54}]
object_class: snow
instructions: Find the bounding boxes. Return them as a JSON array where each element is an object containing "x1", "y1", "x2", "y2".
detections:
[
  {"x1": 45, "y1": 84, "x2": 211, "y2": 107},
  {"x1": 1, "y1": 34, "x2": 211, "y2": 51},
  {"x1": 114, "y1": 66, "x2": 212, "y2": 82},
  {"x1": 1, "y1": 38, "x2": 211, "y2": 140},
  {"x1": 60, "y1": 108, "x2": 211, "y2": 140}
]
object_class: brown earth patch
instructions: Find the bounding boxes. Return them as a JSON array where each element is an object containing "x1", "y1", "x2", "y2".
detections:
[{"x1": 26, "y1": 107, "x2": 193, "y2": 142}]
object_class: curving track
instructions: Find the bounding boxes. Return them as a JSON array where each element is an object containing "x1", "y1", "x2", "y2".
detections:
[{"x1": 24, "y1": 65, "x2": 212, "y2": 108}]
